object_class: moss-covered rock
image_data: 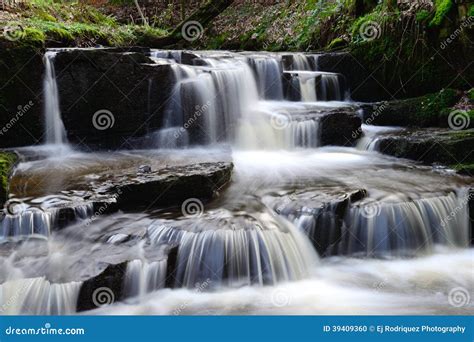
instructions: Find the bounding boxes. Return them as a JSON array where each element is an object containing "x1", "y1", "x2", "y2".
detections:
[
  {"x1": 0, "y1": 152, "x2": 18, "y2": 206},
  {"x1": 376, "y1": 129, "x2": 474, "y2": 168},
  {"x1": 362, "y1": 89, "x2": 466, "y2": 127}
]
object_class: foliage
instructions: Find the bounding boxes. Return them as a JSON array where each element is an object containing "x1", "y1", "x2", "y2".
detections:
[
  {"x1": 0, "y1": 152, "x2": 17, "y2": 203},
  {"x1": 429, "y1": 0, "x2": 453, "y2": 27},
  {"x1": 415, "y1": 9, "x2": 431, "y2": 23},
  {"x1": 468, "y1": 89, "x2": 474, "y2": 102},
  {"x1": 0, "y1": 0, "x2": 167, "y2": 47}
]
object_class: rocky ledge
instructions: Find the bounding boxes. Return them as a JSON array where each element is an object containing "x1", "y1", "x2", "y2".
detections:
[
  {"x1": 374, "y1": 129, "x2": 474, "y2": 174},
  {"x1": 92, "y1": 162, "x2": 234, "y2": 210}
]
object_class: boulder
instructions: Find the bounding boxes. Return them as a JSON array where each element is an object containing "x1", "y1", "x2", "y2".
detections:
[
  {"x1": 76, "y1": 262, "x2": 127, "y2": 312},
  {"x1": 319, "y1": 109, "x2": 362, "y2": 146},
  {"x1": 53, "y1": 49, "x2": 175, "y2": 149}
]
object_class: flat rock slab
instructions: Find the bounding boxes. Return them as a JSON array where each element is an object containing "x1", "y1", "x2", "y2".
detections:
[
  {"x1": 94, "y1": 162, "x2": 234, "y2": 210},
  {"x1": 374, "y1": 128, "x2": 474, "y2": 170}
]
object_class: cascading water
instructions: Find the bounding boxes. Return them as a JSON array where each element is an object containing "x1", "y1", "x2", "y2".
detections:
[
  {"x1": 149, "y1": 50, "x2": 347, "y2": 149},
  {"x1": 124, "y1": 259, "x2": 167, "y2": 299},
  {"x1": 1, "y1": 49, "x2": 471, "y2": 316},
  {"x1": 248, "y1": 56, "x2": 284, "y2": 100},
  {"x1": 357, "y1": 125, "x2": 402, "y2": 151},
  {"x1": 43, "y1": 51, "x2": 68, "y2": 146},
  {"x1": 148, "y1": 209, "x2": 318, "y2": 288},
  {"x1": 281, "y1": 191, "x2": 470, "y2": 257},
  {"x1": 339, "y1": 192, "x2": 470, "y2": 256},
  {"x1": 0, "y1": 278, "x2": 81, "y2": 315},
  {"x1": 0, "y1": 202, "x2": 94, "y2": 239}
]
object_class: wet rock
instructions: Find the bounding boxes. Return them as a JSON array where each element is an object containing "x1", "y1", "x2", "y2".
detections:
[
  {"x1": 268, "y1": 187, "x2": 367, "y2": 256},
  {"x1": 165, "y1": 245, "x2": 178, "y2": 288},
  {"x1": 281, "y1": 107, "x2": 361, "y2": 146},
  {"x1": 97, "y1": 162, "x2": 233, "y2": 210},
  {"x1": 76, "y1": 262, "x2": 127, "y2": 312},
  {"x1": 361, "y1": 89, "x2": 464, "y2": 127},
  {"x1": 0, "y1": 45, "x2": 44, "y2": 148},
  {"x1": 54, "y1": 49, "x2": 175, "y2": 149},
  {"x1": 77, "y1": 245, "x2": 178, "y2": 311},
  {"x1": 316, "y1": 52, "x2": 391, "y2": 102},
  {"x1": 138, "y1": 165, "x2": 152, "y2": 173},
  {"x1": 375, "y1": 129, "x2": 474, "y2": 168},
  {"x1": 319, "y1": 109, "x2": 362, "y2": 146}
]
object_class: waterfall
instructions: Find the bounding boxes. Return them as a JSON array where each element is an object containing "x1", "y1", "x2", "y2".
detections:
[
  {"x1": 338, "y1": 192, "x2": 470, "y2": 256},
  {"x1": 0, "y1": 278, "x2": 81, "y2": 315},
  {"x1": 357, "y1": 125, "x2": 402, "y2": 151},
  {"x1": 248, "y1": 56, "x2": 284, "y2": 100},
  {"x1": 285, "y1": 119, "x2": 320, "y2": 147},
  {"x1": 284, "y1": 191, "x2": 470, "y2": 257},
  {"x1": 43, "y1": 51, "x2": 68, "y2": 146},
  {"x1": 123, "y1": 260, "x2": 167, "y2": 299},
  {"x1": 291, "y1": 53, "x2": 312, "y2": 71},
  {"x1": 147, "y1": 51, "x2": 351, "y2": 149},
  {"x1": 148, "y1": 210, "x2": 318, "y2": 288},
  {"x1": 0, "y1": 203, "x2": 94, "y2": 239},
  {"x1": 299, "y1": 74, "x2": 317, "y2": 102}
]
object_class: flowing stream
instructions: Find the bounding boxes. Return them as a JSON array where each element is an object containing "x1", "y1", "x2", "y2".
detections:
[{"x1": 0, "y1": 49, "x2": 472, "y2": 315}]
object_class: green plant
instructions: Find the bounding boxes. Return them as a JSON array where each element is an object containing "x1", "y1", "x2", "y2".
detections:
[{"x1": 429, "y1": 0, "x2": 453, "y2": 27}]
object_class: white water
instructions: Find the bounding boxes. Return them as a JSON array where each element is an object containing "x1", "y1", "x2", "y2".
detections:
[
  {"x1": 0, "y1": 201, "x2": 94, "y2": 239},
  {"x1": 357, "y1": 124, "x2": 402, "y2": 151},
  {"x1": 0, "y1": 278, "x2": 81, "y2": 315},
  {"x1": 43, "y1": 51, "x2": 68, "y2": 147},
  {"x1": 0, "y1": 49, "x2": 471, "y2": 316},
  {"x1": 151, "y1": 51, "x2": 345, "y2": 149},
  {"x1": 148, "y1": 209, "x2": 318, "y2": 288},
  {"x1": 124, "y1": 259, "x2": 167, "y2": 299},
  {"x1": 95, "y1": 248, "x2": 474, "y2": 315}
]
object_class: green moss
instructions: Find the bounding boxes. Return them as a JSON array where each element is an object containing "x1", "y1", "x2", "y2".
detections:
[
  {"x1": 416, "y1": 88, "x2": 459, "y2": 124},
  {"x1": 327, "y1": 37, "x2": 347, "y2": 50},
  {"x1": 468, "y1": 89, "x2": 474, "y2": 102},
  {"x1": 21, "y1": 27, "x2": 46, "y2": 46},
  {"x1": 429, "y1": 0, "x2": 453, "y2": 27},
  {"x1": 416, "y1": 9, "x2": 431, "y2": 22},
  {"x1": 450, "y1": 163, "x2": 474, "y2": 176},
  {"x1": 0, "y1": 152, "x2": 17, "y2": 205},
  {"x1": 469, "y1": 5, "x2": 474, "y2": 18}
]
